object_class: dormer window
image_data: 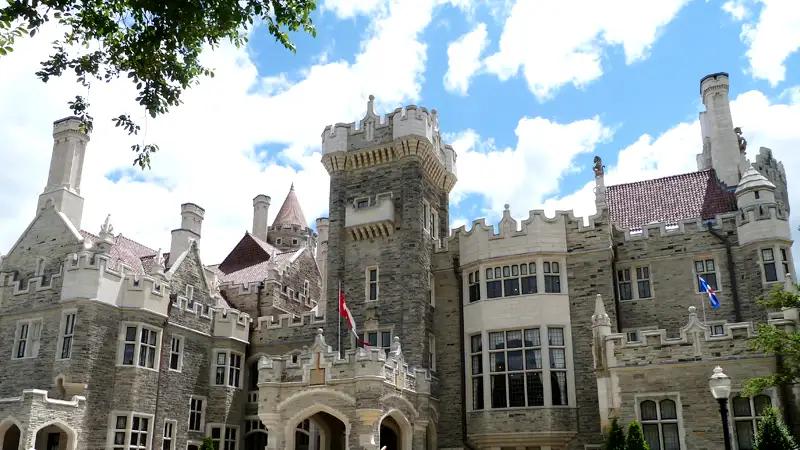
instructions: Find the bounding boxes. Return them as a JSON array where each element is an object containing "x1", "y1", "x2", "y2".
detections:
[{"x1": 276, "y1": 238, "x2": 282, "y2": 245}]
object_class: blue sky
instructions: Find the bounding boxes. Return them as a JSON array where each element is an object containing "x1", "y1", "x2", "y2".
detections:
[{"x1": 0, "y1": 0, "x2": 799, "y2": 263}]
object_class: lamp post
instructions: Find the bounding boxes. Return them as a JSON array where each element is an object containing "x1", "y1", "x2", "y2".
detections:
[{"x1": 709, "y1": 366, "x2": 733, "y2": 450}]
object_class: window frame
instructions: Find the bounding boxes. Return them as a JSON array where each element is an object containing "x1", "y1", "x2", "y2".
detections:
[
  {"x1": 428, "y1": 333, "x2": 436, "y2": 371},
  {"x1": 469, "y1": 334, "x2": 484, "y2": 411},
  {"x1": 730, "y1": 391, "x2": 774, "y2": 450},
  {"x1": 12, "y1": 317, "x2": 43, "y2": 360},
  {"x1": 467, "y1": 270, "x2": 481, "y2": 303},
  {"x1": 186, "y1": 285, "x2": 195, "y2": 308},
  {"x1": 429, "y1": 272, "x2": 436, "y2": 307},
  {"x1": 56, "y1": 309, "x2": 78, "y2": 361},
  {"x1": 207, "y1": 424, "x2": 239, "y2": 450},
  {"x1": 188, "y1": 396, "x2": 206, "y2": 432},
  {"x1": 117, "y1": 323, "x2": 162, "y2": 371},
  {"x1": 212, "y1": 349, "x2": 244, "y2": 389},
  {"x1": 693, "y1": 257, "x2": 721, "y2": 293},
  {"x1": 107, "y1": 411, "x2": 155, "y2": 450},
  {"x1": 616, "y1": 265, "x2": 653, "y2": 301},
  {"x1": 162, "y1": 419, "x2": 177, "y2": 450},
  {"x1": 623, "y1": 326, "x2": 657, "y2": 343},
  {"x1": 636, "y1": 396, "x2": 684, "y2": 450},
  {"x1": 168, "y1": 335, "x2": 184, "y2": 372},
  {"x1": 355, "y1": 329, "x2": 393, "y2": 356},
  {"x1": 542, "y1": 261, "x2": 562, "y2": 294},
  {"x1": 365, "y1": 266, "x2": 379, "y2": 302}
]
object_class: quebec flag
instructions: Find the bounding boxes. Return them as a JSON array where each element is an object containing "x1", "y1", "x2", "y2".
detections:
[{"x1": 698, "y1": 276, "x2": 720, "y2": 309}]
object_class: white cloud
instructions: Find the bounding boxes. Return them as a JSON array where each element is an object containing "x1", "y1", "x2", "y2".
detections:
[
  {"x1": 448, "y1": 115, "x2": 613, "y2": 214},
  {"x1": 483, "y1": 0, "x2": 691, "y2": 100},
  {"x1": 724, "y1": 0, "x2": 800, "y2": 86},
  {"x1": 321, "y1": 0, "x2": 385, "y2": 19},
  {"x1": 444, "y1": 23, "x2": 490, "y2": 95},
  {"x1": 0, "y1": 0, "x2": 448, "y2": 264}
]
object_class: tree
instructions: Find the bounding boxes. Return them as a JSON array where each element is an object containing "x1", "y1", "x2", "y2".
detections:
[
  {"x1": 754, "y1": 407, "x2": 797, "y2": 450},
  {"x1": 742, "y1": 282, "x2": 800, "y2": 396},
  {"x1": 199, "y1": 436, "x2": 215, "y2": 450},
  {"x1": 0, "y1": 0, "x2": 317, "y2": 169},
  {"x1": 624, "y1": 421, "x2": 650, "y2": 450},
  {"x1": 603, "y1": 417, "x2": 626, "y2": 450}
]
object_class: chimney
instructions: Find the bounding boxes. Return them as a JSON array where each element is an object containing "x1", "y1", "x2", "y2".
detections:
[
  {"x1": 37, "y1": 116, "x2": 91, "y2": 228},
  {"x1": 168, "y1": 203, "x2": 205, "y2": 268},
  {"x1": 315, "y1": 217, "x2": 330, "y2": 315},
  {"x1": 699, "y1": 73, "x2": 744, "y2": 187},
  {"x1": 252, "y1": 194, "x2": 271, "y2": 242}
]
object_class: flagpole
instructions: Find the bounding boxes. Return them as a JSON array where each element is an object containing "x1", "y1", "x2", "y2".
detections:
[
  {"x1": 338, "y1": 278, "x2": 342, "y2": 358},
  {"x1": 701, "y1": 291, "x2": 708, "y2": 324}
]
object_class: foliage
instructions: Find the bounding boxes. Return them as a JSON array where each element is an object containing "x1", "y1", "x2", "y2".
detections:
[
  {"x1": 0, "y1": 0, "x2": 317, "y2": 169},
  {"x1": 754, "y1": 407, "x2": 798, "y2": 450},
  {"x1": 199, "y1": 436, "x2": 215, "y2": 450},
  {"x1": 603, "y1": 417, "x2": 626, "y2": 450},
  {"x1": 743, "y1": 282, "x2": 800, "y2": 397},
  {"x1": 624, "y1": 421, "x2": 650, "y2": 450}
]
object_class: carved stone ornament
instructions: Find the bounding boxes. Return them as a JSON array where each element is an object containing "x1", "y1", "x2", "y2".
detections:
[
  {"x1": 593, "y1": 156, "x2": 605, "y2": 177},
  {"x1": 735, "y1": 127, "x2": 747, "y2": 154}
]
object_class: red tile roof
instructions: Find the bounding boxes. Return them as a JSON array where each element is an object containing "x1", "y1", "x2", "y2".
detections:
[
  {"x1": 606, "y1": 169, "x2": 737, "y2": 230},
  {"x1": 80, "y1": 230, "x2": 163, "y2": 275},
  {"x1": 212, "y1": 232, "x2": 300, "y2": 285},
  {"x1": 272, "y1": 184, "x2": 308, "y2": 228}
]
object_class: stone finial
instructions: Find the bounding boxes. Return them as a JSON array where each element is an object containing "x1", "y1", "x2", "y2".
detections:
[
  {"x1": 593, "y1": 156, "x2": 605, "y2": 178},
  {"x1": 313, "y1": 328, "x2": 326, "y2": 347},
  {"x1": 99, "y1": 214, "x2": 114, "y2": 241},
  {"x1": 591, "y1": 294, "x2": 611, "y2": 327},
  {"x1": 154, "y1": 248, "x2": 166, "y2": 271}
]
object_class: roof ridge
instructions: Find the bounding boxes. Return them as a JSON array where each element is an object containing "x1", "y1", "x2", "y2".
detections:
[{"x1": 607, "y1": 169, "x2": 713, "y2": 190}]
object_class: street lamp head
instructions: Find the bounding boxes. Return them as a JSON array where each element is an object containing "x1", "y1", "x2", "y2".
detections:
[{"x1": 709, "y1": 366, "x2": 732, "y2": 400}]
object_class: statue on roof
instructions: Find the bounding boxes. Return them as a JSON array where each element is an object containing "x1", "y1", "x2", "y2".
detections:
[
  {"x1": 735, "y1": 127, "x2": 747, "y2": 154},
  {"x1": 593, "y1": 156, "x2": 605, "y2": 178},
  {"x1": 155, "y1": 248, "x2": 166, "y2": 270},
  {"x1": 99, "y1": 214, "x2": 114, "y2": 240}
]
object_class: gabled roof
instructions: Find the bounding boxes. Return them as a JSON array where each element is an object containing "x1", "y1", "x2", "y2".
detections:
[
  {"x1": 80, "y1": 230, "x2": 162, "y2": 275},
  {"x1": 606, "y1": 169, "x2": 737, "y2": 230},
  {"x1": 272, "y1": 183, "x2": 308, "y2": 228},
  {"x1": 216, "y1": 232, "x2": 278, "y2": 273}
]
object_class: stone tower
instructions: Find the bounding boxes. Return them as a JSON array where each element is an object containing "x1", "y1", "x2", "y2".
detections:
[
  {"x1": 697, "y1": 72, "x2": 747, "y2": 187},
  {"x1": 320, "y1": 95, "x2": 457, "y2": 368},
  {"x1": 267, "y1": 184, "x2": 317, "y2": 251},
  {"x1": 36, "y1": 117, "x2": 91, "y2": 229}
]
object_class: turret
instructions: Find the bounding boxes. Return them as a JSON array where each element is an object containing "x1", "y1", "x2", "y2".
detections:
[
  {"x1": 315, "y1": 217, "x2": 329, "y2": 315},
  {"x1": 698, "y1": 73, "x2": 745, "y2": 187},
  {"x1": 735, "y1": 167, "x2": 791, "y2": 247},
  {"x1": 37, "y1": 117, "x2": 91, "y2": 229},
  {"x1": 268, "y1": 184, "x2": 316, "y2": 251},
  {"x1": 252, "y1": 194, "x2": 271, "y2": 242},
  {"x1": 168, "y1": 203, "x2": 205, "y2": 267}
]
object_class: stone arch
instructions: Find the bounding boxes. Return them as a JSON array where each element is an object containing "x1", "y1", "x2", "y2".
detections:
[
  {"x1": 378, "y1": 394, "x2": 418, "y2": 419},
  {"x1": 277, "y1": 388, "x2": 356, "y2": 412},
  {"x1": 425, "y1": 421, "x2": 437, "y2": 450},
  {"x1": 0, "y1": 417, "x2": 24, "y2": 450},
  {"x1": 30, "y1": 420, "x2": 77, "y2": 450},
  {"x1": 283, "y1": 403, "x2": 349, "y2": 450},
  {"x1": 376, "y1": 409, "x2": 413, "y2": 450}
]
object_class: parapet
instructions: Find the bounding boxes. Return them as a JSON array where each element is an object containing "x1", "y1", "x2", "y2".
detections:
[
  {"x1": 254, "y1": 310, "x2": 326, "y2": 331},
  {"x1": 700, "y1": 72, "x2": 730, "y2": 98},
  {"x1": 212, "y1": 307, "x2": 252, "y2": 342},
  {"x1": 612, "y1": 211, "x2": 739, "y2": 241},
  {"x1": 258, "y1": 329, "x2": 430, "y2": 394},
  {"x1": 53, "y1": 116, "x2": 90, "y2": 140},
  {"x1": 181, "y1": 202, "x2": 205, "y2": 219}
]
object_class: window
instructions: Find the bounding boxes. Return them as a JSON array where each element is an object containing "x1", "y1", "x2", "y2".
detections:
[
  {"x1": 13, "y1": 318, "x2": 42, "y2": 359},
  {"x1": 214, "y1": 350, "x2": 243, "y2": 388},
  {"x1": 755, "y1": 190, "x2": 760, "y2": 200},
  {"x1": 617, "y1": 266, "x2": 652, "y2": 301},
  {"x1": 695, "y1": 259, "x2": 718, "y2": 291},
  {"x1": 57, "y1": 311, "x2": 76, "y2": 360},
  {"x1": 639, "y1": 399, "x2": 681, "y2": 450},
  {"x1": 760, "y1": 249, "x2": 778, "y2": 283},
  {"x1": 781, "y1": 248, "x2": 791, "y2": 279},
  {"x1": 189, "y1": 397, "x2": 205, "y2": 432},
  {"x1": 210, "y1": 426, "x2": 238, "y2": 450},
  {"x1": 488, "y1": 328, "x2": 545, "y2": 408},
  {"x1": 355, "y1": 198, "x2": 369, "y2": 209},
  {"x1": 428, "y1": 333, "x2": 436, "y2": 371},
  {"x1": 186, "y1": 285, "x2": 195, "y2": 308},
  {"x1": 422, "y1": 200, "x2": 430, "y2": 232},
  {"x1": 276, "y1": 238, "x2": 282, "y2": 245},
  {"x1": 468, "y1": 270, "x2": 481, "y2": 303},
  {"x1": 119, "y1": 324, "x2": 161, "y2": 369},
  {"x1": 543, "y1": 262, "x2": 561, "y2": 293},
  {"x1": 169, "y1": 336, "x2": 183, "y2": 372},
  {"x1": 163, "y1": 420, "x2": 176, "y2": 450},
  {"x1": 429, "y1": 272, "x2": 435, "y2": 306},
  {"x1": 548, "y1": 327, "x2": 568, "y2": 406},
  {"x1": 292, "y1": 238, "x2": 298, "y2": 245},
  {"x1": 303, "y1": 280, "x2": 309, "y2": 298},
  {"x1": 470, "y1": 335, "x2": 484, "y2": 410},
  {"x1": 357, "y1": 330, "x2": 392, "y2": 356},
  {"x1": 732, "y1": 394, "x2": 772, "y2": 450},
  {"x1": 484, "y1": 263, "x2": 537, "y2": 299},
  {"x1": 430, "y1": 209, "x2": 439, "y2": 240},
  {"x1": 709, "y1": 323, "x2": 725, "y2": 336},
  {"x1": 366, "y1": 267, "x2": 378, "y2": 302},
  {"x1": 110, "y1": 413, "x2": 152, "y2": 450}
]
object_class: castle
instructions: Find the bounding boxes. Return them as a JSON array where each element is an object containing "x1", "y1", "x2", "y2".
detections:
[{"x1": 0, "y1": 72, "x2": 796, "y2": 450}]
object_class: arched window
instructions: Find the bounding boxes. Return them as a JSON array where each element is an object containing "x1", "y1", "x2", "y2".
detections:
[
  {"x1": 35, "y1": 258, "x2": 46, "y2": 277},
  {"x1": 640, "y1": 399, "x2": 681, "y2": 449}
]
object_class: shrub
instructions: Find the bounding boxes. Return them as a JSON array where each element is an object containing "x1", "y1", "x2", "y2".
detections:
[
  {"x1": 200, "y1": 436, "x2": 215, "y2": 450},
  {"x1": 624, "y1": 421, "x2": 650, "y2": 450},
  {"x1": 754, "y1": 407, "x2": 798, "y2": 450},
  {"x1": 603, "y1": 417, "x2": 626, "y2": 450}
]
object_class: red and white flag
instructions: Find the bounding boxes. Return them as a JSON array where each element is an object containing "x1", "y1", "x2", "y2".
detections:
[{"x1": 339, "y1": 287, "x2": 370, "y2": 346}]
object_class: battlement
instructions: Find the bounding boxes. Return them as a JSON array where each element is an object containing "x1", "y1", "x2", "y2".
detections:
[
  {"x1": 600, "y1": 304, "x2": 797, "y2": 369},
  {"x1": 53, "y1": 116, "x2": 90, "y2": 140},
  {"x1": 0, "y1": 262, "x2": 65, "y2": 296},
  {"x1": 257, "y1": 329, "x2": 430, "y2": 394},
  {"x1": 755, "y1": 147, "x2": 786, "y2": 180},
  {"x1": 212, "y1": 307, "x2": 252, "y2": 342},
  {"x1": 254, "y1": 310, "x2": 326, "y2": 331},
  {"x1": 612, "y1": 211, "x2": 739, "y2": 241}
]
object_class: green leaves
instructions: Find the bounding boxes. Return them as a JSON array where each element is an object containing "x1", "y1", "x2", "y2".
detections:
[
  {"x1": 1, "y1": 0, "x2": 318, "y2": 169},
  {"x1": 754, "y1": 407, "x2": 797, "y2": 450}
]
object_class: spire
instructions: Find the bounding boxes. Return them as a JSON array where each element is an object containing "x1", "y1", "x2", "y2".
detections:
[{"x1": 271, "y1": 184, "x2": 308, "y2": 228}]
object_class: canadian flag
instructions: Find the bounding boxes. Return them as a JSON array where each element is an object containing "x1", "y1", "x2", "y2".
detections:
[{"x1": 339, "y1": 287, "x2": 370, "y2": 346}]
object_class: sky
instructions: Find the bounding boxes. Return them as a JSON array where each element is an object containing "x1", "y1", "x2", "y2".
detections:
[{"x1": 0, "y1": 0, "x2": 799, "y2": 265}]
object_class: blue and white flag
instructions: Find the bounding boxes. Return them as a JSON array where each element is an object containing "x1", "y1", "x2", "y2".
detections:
[{"x1": 698, "y1": 276, "x2": 720, "y2": 309}]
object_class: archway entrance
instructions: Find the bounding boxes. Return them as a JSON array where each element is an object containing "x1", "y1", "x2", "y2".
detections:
[
  {"x1": 0, "y1": 423, "x2": 21, "y2": 450},
  {"x1": 379, "y1": 416, "x2": 401, "y2": 450},
  {"x1": 293, "y1": 413, "x2": 345, "y2": 450},
  {"x1": 34, "y1": 423, "x2": 72, "y2": 450}
]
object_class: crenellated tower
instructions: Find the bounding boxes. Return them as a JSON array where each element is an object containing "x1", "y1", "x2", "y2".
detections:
[
  {"x1": 696, "y1": 72, "x2": 747, "y2": 187},
  {"x1": 753, "y1": 147, "x2": 789, "y2": 214},
  {"x1": 320, "y1": 94, "x2": 457, "y2": 369}
]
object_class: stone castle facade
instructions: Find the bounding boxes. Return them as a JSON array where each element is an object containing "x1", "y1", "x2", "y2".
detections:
[{"x1": 0, "y1": 72, "x2": 796, "y2": 450}]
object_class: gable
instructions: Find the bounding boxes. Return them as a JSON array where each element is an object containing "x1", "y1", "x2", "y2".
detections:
[
  {"x1": 217, "y1": 232, "x2": 275, "y2": 273},
  {"x1": 2, "y1": 207, "x2": 85, "y2": 275}
]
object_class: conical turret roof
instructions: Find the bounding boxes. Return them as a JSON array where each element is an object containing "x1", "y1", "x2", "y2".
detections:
[
  {"x1": 271, "y1": 183, "x2": 308, "y2": 228},
  {"x1": 735, "y1": 167, "x2": 775, "y2": 195}
]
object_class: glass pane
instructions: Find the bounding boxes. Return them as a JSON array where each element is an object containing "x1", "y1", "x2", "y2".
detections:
[
  {"x1": 753, "y1": 395, "x2": 772, "y2": 415},
  {"x1": 507, "y1": 373, "x2": 525, "y2": 407},
  {"x1": 662, "y1": 423, "x2": 680, "y2": 450},
  {"x1": 486, "y1": 268, "x2": 493, "y2": 280},
  {"x1": 490, "y1": 352, "x2": 505, "y2": 372},
  {"x1": 659, "y1": 399, "x2": 677, "y2": 420},
  {"x1": 520, "y1": 264, "x2": 527, "y2": 275},
  {"x1": 511, "y1": 265, "x2": 519, "y2": 276},
  {"x1": 525, "y1": 349, "x2": 541, "y2": 369},
  {"x1": 526, "y1": 372, "x2": 544, "y2": 406},
  {"x1": 524, "y1": 328, "x2": 540, "y2": 347},
  {"x1": 471, "y1": 334, "x2": 482, "y2": 353},
  {"x1": 733, "y1": 396, "x2": 752, "y2": 417},
  {"x1": 507, "y1": 350, "x2": 523, "y2": 371},
  {"x1": 642, "y1": 424, "x2": 661, "y2": 450},
  {"x1": 735, "y1": 420, "x2": 755, "y2": 450},
  {"x1": 506, "y1": 330, "x2": 522, "y2": 348},
  {"x1": 640, "y1": 400, "x2": 658, "y2": 421},
  {"x1": 503, "y1": 266, "x2": 510, "y2": 277},
  {"x1": 490, "y1": 374, "x2": 507, "y2": 408},
  {"x1": 548, "y1": 328, "x2": 564, "y2": 346},
  {"x1": 529, "y1": 263, "x2": 536, "y2": 274},
  {"x1": 489, "y1": 332, "x2": 504, "y2": 350}
]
